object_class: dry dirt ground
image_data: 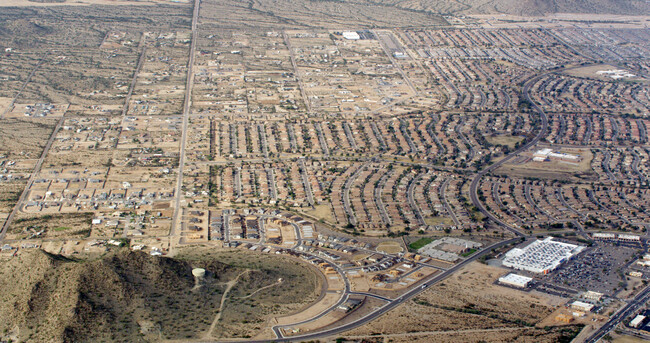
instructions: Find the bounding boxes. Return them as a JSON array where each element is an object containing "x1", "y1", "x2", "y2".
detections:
[
  {"x1": 610, "y1": 334, "x2": 649, "y2": 343},
  {"x1": 374, "y1": 0, "x2": 649, "y2": 16},
  {"x1": 340, "y1": 262, "x2": 583, "y2": 342},
  {"x1": 564, "y1": 64, "x2": 648, "y2": 83},
  {"x1": 0, "y1": 0, "x2": 186, "y2": 7},
  {"x1": 496, "y1": 148, "x2": 594, "y2": 182},
  {"x1": 8, "y1": 212, "x2": 93, "y2": 240}
]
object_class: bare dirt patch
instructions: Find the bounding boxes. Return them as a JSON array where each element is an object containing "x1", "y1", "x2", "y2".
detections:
[{"x1": 342, "y1": 262, "x2": 583, "y2": 342}]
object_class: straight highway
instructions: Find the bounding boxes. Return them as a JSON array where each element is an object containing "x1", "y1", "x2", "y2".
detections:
[
  {"x1": 170, "y1": 0, "x2": 200, "y2": 244},
  {"x1": 584, "y1": 285, "x2": 650, "y2": 343}
]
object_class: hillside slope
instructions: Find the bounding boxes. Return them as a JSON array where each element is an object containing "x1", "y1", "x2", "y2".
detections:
[
  {"x1": 0, "y1": 248, "x2": 321, "y2": 342},
  {"x1": 365, "y1": 0, "x2": 649, "y2": 16},
  {"x1": 0, "y1": 250, "x2": 236, "y2": 342}
]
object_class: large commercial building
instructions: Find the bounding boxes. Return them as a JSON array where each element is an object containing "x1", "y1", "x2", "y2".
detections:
[
  {"x1": 502, "y1": 237, "x2": 584, "y2": 274},
  {"x1": 342, "y1": 31, "x2": 361, "y2": 40},
  {"x1": 533, "y1": 148, "x2": 582, "y2": 163},
  {"x1": 570, "y1": 301, "x2": 594, "y2": 312},
  {"x1": 630, "y1": 315, "x2": 646, "y2": 328},
  {"x1": 498, "y1": 273, "x2": 533, "y2": 288}
]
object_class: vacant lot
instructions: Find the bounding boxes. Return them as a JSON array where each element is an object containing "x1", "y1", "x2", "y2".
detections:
[
  {"x1": 342, "y1": 262, "x2": 583, "y2": 342},
  {"x1": 496, "y1": 148, "x2": 594, "y2": 181},
  {"x1": 8, "y1": 212, "x2": 93, "y2": 239},
  {"x1": 487, "y1": 134, "x2": 525, "y2": 149}
]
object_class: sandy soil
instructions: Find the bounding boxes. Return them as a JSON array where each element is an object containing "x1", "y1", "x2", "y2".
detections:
[
  {"x1": 0, "y1": 0, "x2": 187, "y2": 6},
  {"x1": 344, "y1": 262, "x2": 563, "y2": 337},
  {"x1": 469, "y1": 14, "x2": 650, "y2": 29}
]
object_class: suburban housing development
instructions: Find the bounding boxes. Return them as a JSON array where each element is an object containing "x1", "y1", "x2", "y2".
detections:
[{"x1": 0, "y1": 0, "x2": 648, "y2": 342}]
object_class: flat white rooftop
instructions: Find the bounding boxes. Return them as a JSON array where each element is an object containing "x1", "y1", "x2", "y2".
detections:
[
  {"x1": 342, "y1": 31, "x2": 360, "y2": 40},
  {"x1": 502, "y1": 237, "x2": 584, "y2": 274},
  {"x1": 498, "y1": 273, "x2": 532, "y2": 287}
]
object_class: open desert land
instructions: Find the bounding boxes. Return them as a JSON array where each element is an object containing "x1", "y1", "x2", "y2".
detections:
[
  {"x1": 0, "y1": 0, "x2": 187, "y2": 6},
  {"x1": 469, "y1": 14, "x2": 650, "y2": 29},
  {"x1": 339, "y1": 262, "x2": 584, "y2": 342}
]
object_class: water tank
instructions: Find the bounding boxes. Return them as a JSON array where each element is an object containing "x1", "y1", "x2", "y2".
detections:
[{"x1": 192, "y1": 268, "x2": 206, "y2": 278}]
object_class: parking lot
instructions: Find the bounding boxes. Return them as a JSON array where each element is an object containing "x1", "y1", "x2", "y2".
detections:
[{"x1": 542, "y1": 242, "x2": 642, "y2": 296}]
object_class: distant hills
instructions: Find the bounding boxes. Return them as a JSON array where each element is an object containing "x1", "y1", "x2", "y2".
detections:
[{"x1": 365, "y1": 0, "x2": 649, "y2": 16}]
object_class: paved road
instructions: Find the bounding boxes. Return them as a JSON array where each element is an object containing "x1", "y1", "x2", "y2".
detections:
[
  {"x1": 455, "y1": 120, "x2": 475, "y2": 161},
  {"x1": 610, "y1": 117, "x2": 620, "y2": 142},
  {"x1": 469, "y1": 71, "x2": 552, "y2": 237},
  {"x1": 286, "y1": 122, "x2": 298, "y2": 153},
  {"x1": 583, "y1": 117, "x2": 593, "y2": 145},
  {"x1": 267, "y1": 168, "x2": 278, "y2": 200},
  {"x1": 399, "y1": 119, "x2": 417, "y2": 154},
  {"x1": 439, "y1": 178, "x2": 461, "y2": 227},
  {"x1": 271, "y1": 247, "x2": 351, "y2": 338},
  {"x1": 342, "y1": 164, "x2": 366, "y2": 226},
  {"x1": 426, "y1": 114, "x2": 445, "y2": 155},
  {"x1": 0, "y1": 116, "x2": 64, "y2": 242},
  {"x1": 555, "y1": 187, "x2": 586, "y2": 221},
  {"x1": 523, "y1": 184, "x2": 553, "y2": 220},
  {"x1": 584, "y1": 285, "x2": 650, "y2": 343},
  {"x1": 637, "y1": 119, "x2": 647, "y2": 143},
  {"x1": 477, "y1": 88, "x2": 487, "y2": 108},
  {"x1": 313, "y1": 122, "x2": 330, "y2": 156},
  {"x1": 374, "y1": 169, "x2": 392, "y2": 226},
  {"x1": 371, "y1": 122, "x2": 387, "y2": 151},
  {"x1": 203, "y1": 238, "x2": 520, "y2": 343},
  {"x1": 406, "y1": 172, "x2": 425, "y2": 226},
  {"x1": 258, "y1": 123, "x2": 269, "y2": 158},
  {"x1": 630, "y1": 151, "x2": 646, "y2": 183},
  {"x1": 283, "y1": 30, "x2": 311, "y2": 114},
  {"x1": 373, "y1": 30, "x2": 417, "y2": 95},
  {"x1": 1, "y1": 51, "x2": 50, "y2": 119},
  {"x1": 602, "y1": 151, "x2": 616, "y2": 182},
  {"x1": 343, "y1": 122, "x2": 358, "y2": 150},
  {"x1": 170, "y1": 0, "x2": 200, "y2": 242},
  {"x1": 298, "y1": 158, "x2": 314, "y2": 206},
  {"x1": 501, "y1": 89, "x2": 511, "y2": 109}
]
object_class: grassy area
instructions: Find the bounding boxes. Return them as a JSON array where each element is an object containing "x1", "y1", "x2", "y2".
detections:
[
  {"x1": 302, "y1": 204, "x2": 335, "y2": 224},
  {"x1": 486, "y1": 134, "x2": 524, "y2": 149},
  {"x1": 376, "y1": 241, "x2": 403, "y2": 254},
  {"x1": 424, "y1": 216, "x2": 454, "y2": 226},
  {"x1": 460, "y1": 248, "x2": 477, "y2": 257},
  {"x1": 409, "y1": 237, "x2": 434, "y2": 250}
]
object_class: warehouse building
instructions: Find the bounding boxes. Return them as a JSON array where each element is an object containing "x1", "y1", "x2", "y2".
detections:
[
  {"x1": 630, "y1": 315, "x2": 646, "y2": 328},
  {"x1": 342, "y1": 31, "x2": 361, "y2": 40},
  {"x1": 498, "y1": 273, "x2": 533, "y2": 288},
  {"x1": 570, "y1": 301, "x2": 594, "y2": 312}
]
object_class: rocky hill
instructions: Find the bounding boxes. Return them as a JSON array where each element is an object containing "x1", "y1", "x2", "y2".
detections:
[
  {"x1": 0, "y1": 250, "x2": 236, "y2": 342},
  {"x1": 365, "y1": 0, "x2": 649, "y2": 16}
]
